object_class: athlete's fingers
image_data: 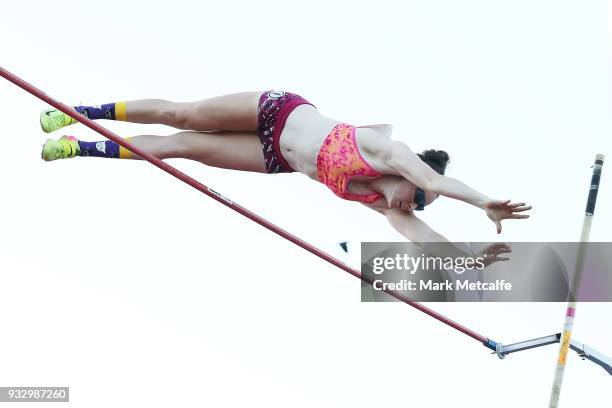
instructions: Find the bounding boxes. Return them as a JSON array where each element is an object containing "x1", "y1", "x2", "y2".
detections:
[
  {"x1": 487, "y1": 243, "x2": 509, "y2": 252},
  {"x1": 485, "y1": 243, "x2": 510, "y2": 253}
]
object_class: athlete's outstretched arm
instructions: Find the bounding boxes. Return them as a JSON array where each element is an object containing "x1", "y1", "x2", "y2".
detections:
[
  {"x1": 381, "y1": 208, "x2": 472, "y2": 260},
  {"x1": 377, "y1": 139, "x2": 490, "y2": 206},
  {"x1": 379, "y1": 208, "x2": 511, "y2": 265},
  {"x1": 364, "y1": 136, "x2": 531, "y2": 233},
  {"x1": 387, "y1": 141, "x2": 531, "y2": 233},
  {"x1": 381, "y1": 207, "x2": 448, "y2": 244}
]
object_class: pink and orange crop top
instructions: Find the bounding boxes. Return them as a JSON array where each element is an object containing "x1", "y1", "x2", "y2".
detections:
[{"x1": 316, "y1": 123, "x2": 384, "y2": 204}]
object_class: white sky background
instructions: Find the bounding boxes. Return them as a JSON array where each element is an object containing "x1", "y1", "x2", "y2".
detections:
[{"x1": 0, "y1": 1, "x2": 610, "y2": 407}]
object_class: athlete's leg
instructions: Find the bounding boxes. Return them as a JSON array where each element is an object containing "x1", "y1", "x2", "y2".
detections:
[
  {"x1": 42, "y1": 131, "x2": 266, "y2": 173},
  {"x1": 124, "y1": 92, "x2": 261, "y2": 131},
  {"x1": 125, "y1": 131, "x2": 266, "y2": 172},
  {"x1": 41, "y1": 92, "x2": 262, "y2": 133}
]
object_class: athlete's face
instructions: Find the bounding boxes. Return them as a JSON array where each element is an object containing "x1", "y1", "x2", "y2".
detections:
[{"x1": 388, "y1": 179, "x2": 438, "y2": 211}]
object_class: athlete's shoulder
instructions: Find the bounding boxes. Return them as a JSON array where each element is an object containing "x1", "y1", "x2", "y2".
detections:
[{"x1": 358, "y1": 123, "x2": 393, "y2": 138}]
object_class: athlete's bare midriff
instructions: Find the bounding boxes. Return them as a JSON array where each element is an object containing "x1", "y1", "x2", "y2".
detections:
[
  {"x1": 277, "y1": 105, "x2": 333, "y2": 178},
  {"x1": 279, "y1": 104, "x2": 381, "y2": 181}
]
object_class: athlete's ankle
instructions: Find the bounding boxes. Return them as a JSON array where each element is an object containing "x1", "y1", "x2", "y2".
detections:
[{"x1": 74, "y1": 102, "x2": 126, "y2": 121}]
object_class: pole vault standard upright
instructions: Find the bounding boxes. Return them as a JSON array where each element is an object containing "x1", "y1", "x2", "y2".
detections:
[
  {"x1": 549, "y1": 155, "x2": 605, "y2": 408},
  {"x1": 0, "y1": 66, "x2": 500, "y2": 351}
]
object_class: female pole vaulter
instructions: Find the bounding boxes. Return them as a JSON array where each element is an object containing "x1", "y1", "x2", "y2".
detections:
[{"x1": 39, "y1": 90, "x2": 531, "y2": 248}]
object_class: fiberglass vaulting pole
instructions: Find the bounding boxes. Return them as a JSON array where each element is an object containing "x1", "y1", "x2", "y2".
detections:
[
  {"x1": 0, "y1": 65, "x2": 499, "y2": 351},
  {"x1": 548, "y1": 154, "x2": 605, "y2": 408}
]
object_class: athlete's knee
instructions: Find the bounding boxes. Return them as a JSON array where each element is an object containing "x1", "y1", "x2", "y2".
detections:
[
  {"x1": 166, "y1": 131, "x2": 206, "y2": 160},
  {"x1": 154, "y1": 100, "x2": 189, "y2": 128},
  {"x1": 157, "y1": 101, "x2": 218, "y2": 131},
  {"x1": 183, "y1": 100, "x2": 226, "y2": 131}
]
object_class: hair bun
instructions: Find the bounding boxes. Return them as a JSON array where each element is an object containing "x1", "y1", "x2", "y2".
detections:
[
  {"x1": 421, "y1": 149, "x2": 449, "y2": 165},
  {"x1": 417, "y1": 149, "x2": 450, "y2": 175}
]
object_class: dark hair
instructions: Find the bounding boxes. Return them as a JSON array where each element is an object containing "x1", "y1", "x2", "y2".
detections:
[{"x1": 417, "y1": 149, "x2": 450, "y2": 175}]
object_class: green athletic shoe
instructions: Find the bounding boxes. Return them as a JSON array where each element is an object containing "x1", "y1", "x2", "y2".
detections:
[
  {"x1": 40, "y1": 109, "x2": 77, "y2": 133},
  {"x1": 41, "y1": 136, "x2": 80, "y2": 162}
]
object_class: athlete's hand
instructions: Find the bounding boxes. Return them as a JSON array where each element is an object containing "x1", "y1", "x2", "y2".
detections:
[
  {"x1": 477, "y1": 243, "x2": 512, "y2": 267},
  {"x1": 484, "y1": 200, "x2": 532, "y2": 234}
]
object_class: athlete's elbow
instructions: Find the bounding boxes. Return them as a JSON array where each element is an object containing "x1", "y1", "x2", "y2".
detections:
[
  {"x1": 397, "y1": 226, "x2": 440, "y2": 246},
  {"x1": 423, "y1": 173, "x2": 444, "y2": 194},
  {"x1": 411, "y1": 234, "x2": 447, "y2": 251},
  {"x1": 413, "y1": 231, "x2": 444, "y2": 245}
]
